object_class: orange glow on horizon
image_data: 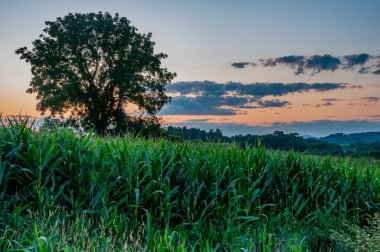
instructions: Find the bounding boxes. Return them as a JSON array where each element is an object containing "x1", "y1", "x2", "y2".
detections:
[{"x1": 1, "y1": 84, "x2": 379, "y2": 127}]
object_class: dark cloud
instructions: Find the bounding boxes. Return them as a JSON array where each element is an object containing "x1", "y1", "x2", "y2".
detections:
[
  {"x1": 162, "y1": 81, "x2": 345, "y2": 116},
  {"x1": 373, "y1": 69, "x2": 380, "y2": 75},
  {"x1": 350, "y1": 85, "x2": 364, "y2": 89},
  {"x1": 358, "y1": 67, "x2": 372, "y2": 74},
  {"x1": 305, "y1": 54, "x2": 341, "y2": 74},
  {"x1": 322, "y1": 98, "x2": 341, "y2": 102},
  {"x1": 316, "y1": 102, "x2": 333, "y2": 107},
  {"x1": 257, "y1": 99, "x2": 290, "y2": 108},
  {"x1": 166, "y1": 81, "x2": 345, "y2": 97},
  {"x1": 231, "y1": 62, "x2": 256, "y2": 69},
  {"x1": 304, "y1": 83, "x2": 346, "y2": 92},
  {"x1": 369, "y1": 114, "x2": 380, "y2": 118},
  {"x1": 256, "y1": 54, "x2": 342, "y2": 75},
  {"x1": 182, "y1": 118, "x2": 213, "y2": 123},
  {"x1": 342, "y1": 53, "x2": 370, "y2": 68},
  {"x1": 258, "y1": 58, "x2": 277, "y2": 67},
  {"x1": 160, "y1": 96, "x2": 290, "y2": 116},
  {"x1": 276, "y1": 55, "x2": 305, "y2": 74},
  {"x1": 276, "y1": 55, "x2": 305, "y2": 65},
  {"x1": 160, "y1": 96, "x2": 247, "y2": 115},
  {"x1": 362, "y1": 96, "x2": 379, "y2": 102},
  {"x1": 236, "y1": 53, "x2": 380, "y2": 75}
]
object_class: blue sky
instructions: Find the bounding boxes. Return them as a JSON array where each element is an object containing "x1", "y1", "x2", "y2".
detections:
[{"x1": 0, "y1": 0, "x2": 379, "y2": 136}]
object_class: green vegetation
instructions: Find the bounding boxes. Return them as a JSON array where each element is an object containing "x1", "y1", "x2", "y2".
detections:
[
  {"x1": 346, "y1": 141, "x2": 380, "y2": 159},
  {"x1": 16, "y1": 12, "x2": 175, "y2": 135},
  {"x1": 167, "y1": 127, "x2": 345, "y2": 156},
  {"x1": 1, "y1": 119, "x2": 380, "y2": 251},
  {"x1": 320, "y1": 132, "x2": 380, "y2": 159},
  {"x1": 321, "y1": 132, "x2": 380, "y2": 145},
  {"x1": 167, "y1": 126, "x2": 380, "y2": 159}
]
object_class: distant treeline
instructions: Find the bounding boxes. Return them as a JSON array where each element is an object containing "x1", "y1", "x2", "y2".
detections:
[
  {"x1": 166, "y1": 126, "x2": 380, "y2": 159},
  {"x1": 37, "y1": 117, "x2": 380, "y2": 159},
  {"x1": 346, "y1": 141, "x2": 380, "y2": 159},
  {"x1": 320, "y1": 132, "x2": 380, "y2": 145}
]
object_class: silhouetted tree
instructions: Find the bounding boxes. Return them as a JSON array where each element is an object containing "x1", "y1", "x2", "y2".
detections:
[{"x1": 16, "y1": 12, "x2": 176, "y2": 134}]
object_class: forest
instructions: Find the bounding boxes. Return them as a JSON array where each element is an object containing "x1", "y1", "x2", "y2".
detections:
[{"x1": 166, "y1": 126, "x2": 380, "y2": 159}]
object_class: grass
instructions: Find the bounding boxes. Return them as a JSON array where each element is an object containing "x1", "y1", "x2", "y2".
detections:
[{"x1": 1, "y1": 119, "x2": 380, "y2": 251}]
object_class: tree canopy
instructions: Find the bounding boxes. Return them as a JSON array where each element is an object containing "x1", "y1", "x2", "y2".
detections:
[{"x1": 16, "y1": 12, "x2": 176, "y2": 134}]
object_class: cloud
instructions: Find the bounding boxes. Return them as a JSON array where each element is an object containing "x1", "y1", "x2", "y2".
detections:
[
  {"x1": 275, "y1": 55, "x2": 305, "y2": 74},
  {"x1": 166, "y1": 81, "x2": 345, "y2": 97},
  {"x1": 305, "y1": 54, "x2": 341, "y2": 74},
  {"x1": 161, "y1": 81, "x2": 345, "y2": 115},
  {"x1": 350, "y1": 85, "x2": 364, "y2": 89},
  {"x1": 321, "y1": 98, "x2": 341, "y2": 102},
  {"x1": 373, "y1": 69, "x2": 380, "y2": 75},
  {"x1": 231, "y1": 62, "x2": 256, "y2": 69},
  {"x1": 181, "y1": 118, "x2": 213, "y2": 123},
  {"x1": 170, "y1": 120, "x2": 380, "y2": 137},
  {"x1": 160, "y1": 96, "x2": 289, "y2": 115},
  {"x1": 160, "y1": 96, "x2": 244, "y2": 115},
  {"x1": 276, "y1": 55, "x2": 305, "y2": 65},
  {"x1": 257, "y1": 99, "x2": 290, "y2": 108},
  {"x1": 362, "y1": 96, "x2": 379, "y2": 102},
  {"x1": 234, "y1": 53, "x2": 380, "y2": 75},
  {"x1": 316, "y1": 102, "x2": 333, "y2": 107},
  {"x1": 342, "y1": 53, "x2": 370, "y2": 68},
  {"x1": 258, "y1": 58, "x2": 277, "y2": 67}
]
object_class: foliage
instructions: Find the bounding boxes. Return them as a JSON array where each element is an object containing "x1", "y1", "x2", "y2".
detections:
[
  {"x1": 16, "y1": 12, "x2": 176, "y2": 134},
  {"x1": 304, "y1": 138, "x2": 344, "y2": 156},
  {"x1": 330, "y1": 213, "x2": 380, "y2": 251},
  {"x1": 167, "y1": 126, "x2": 345, "y2": 157},
  {"x1": 39, "y1": 116, "x2": 67, "y2": 131},
  {"x1": 166, "y1": 126, "x2": 226, "y2": 142},
  {"x1": 321, "y1": 132, "x2": 380, "y2": 145},
  {"x1": 232, "y1": 131, "x2": 309, "y2": 151},
  {"x1": 40, "y1": 115, "x2": 165, "y2": 138},
  {"x1": 1, "y1": 121, "x2": 380, "y2": 250},
  {"x1": 347, "y1": 141, "x2": 380, "y2": 159}
]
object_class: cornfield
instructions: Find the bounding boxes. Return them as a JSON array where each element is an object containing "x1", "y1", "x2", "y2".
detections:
[{"x1": 1, "y1": 119, "x2": 379, "y2": 251}]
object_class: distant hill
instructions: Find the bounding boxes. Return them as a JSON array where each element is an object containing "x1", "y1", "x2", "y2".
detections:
[{"x1": 320, "y1": 132, "x2": 380, "y2": 145}]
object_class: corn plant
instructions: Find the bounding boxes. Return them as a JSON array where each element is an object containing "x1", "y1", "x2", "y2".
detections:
[{"x1": 1, "y1": 120, "x2": 379, "y2": 251}]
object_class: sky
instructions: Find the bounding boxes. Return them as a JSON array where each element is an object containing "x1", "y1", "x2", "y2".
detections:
[{"x1": 0, "y1": 0, "x2": 380, "y2": 136}]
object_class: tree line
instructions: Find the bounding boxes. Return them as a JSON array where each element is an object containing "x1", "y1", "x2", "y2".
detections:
[{"x1": 166, "y1": 126, "x2": 380, "y2": 159}]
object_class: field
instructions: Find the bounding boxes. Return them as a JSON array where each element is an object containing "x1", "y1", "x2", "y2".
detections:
[{"x1": 1, "y1": 122, "x2": 380, "y2": 251}]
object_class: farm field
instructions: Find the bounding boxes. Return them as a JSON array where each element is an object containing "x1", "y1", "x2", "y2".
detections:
[
  {"x1": 1, "y1": 123, "x2": 380, "y2": 251},
  {"x1": 1, "y1": 1, "x2": 380, "y2": 251}
]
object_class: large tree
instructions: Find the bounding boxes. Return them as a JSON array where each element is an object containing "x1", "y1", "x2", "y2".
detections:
[{"x1": 16, "y1": 12, "x2": 175, "y2": 134}]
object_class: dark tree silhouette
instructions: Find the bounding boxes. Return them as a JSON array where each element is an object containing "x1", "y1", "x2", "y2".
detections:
[{"x1": 16, "y1": 12, "x2": 176, "y2": 134}]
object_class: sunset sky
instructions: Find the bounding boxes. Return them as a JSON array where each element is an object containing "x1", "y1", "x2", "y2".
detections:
[{"x1": 1, "y1": 0, "x2": 380, "y2": 136}]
